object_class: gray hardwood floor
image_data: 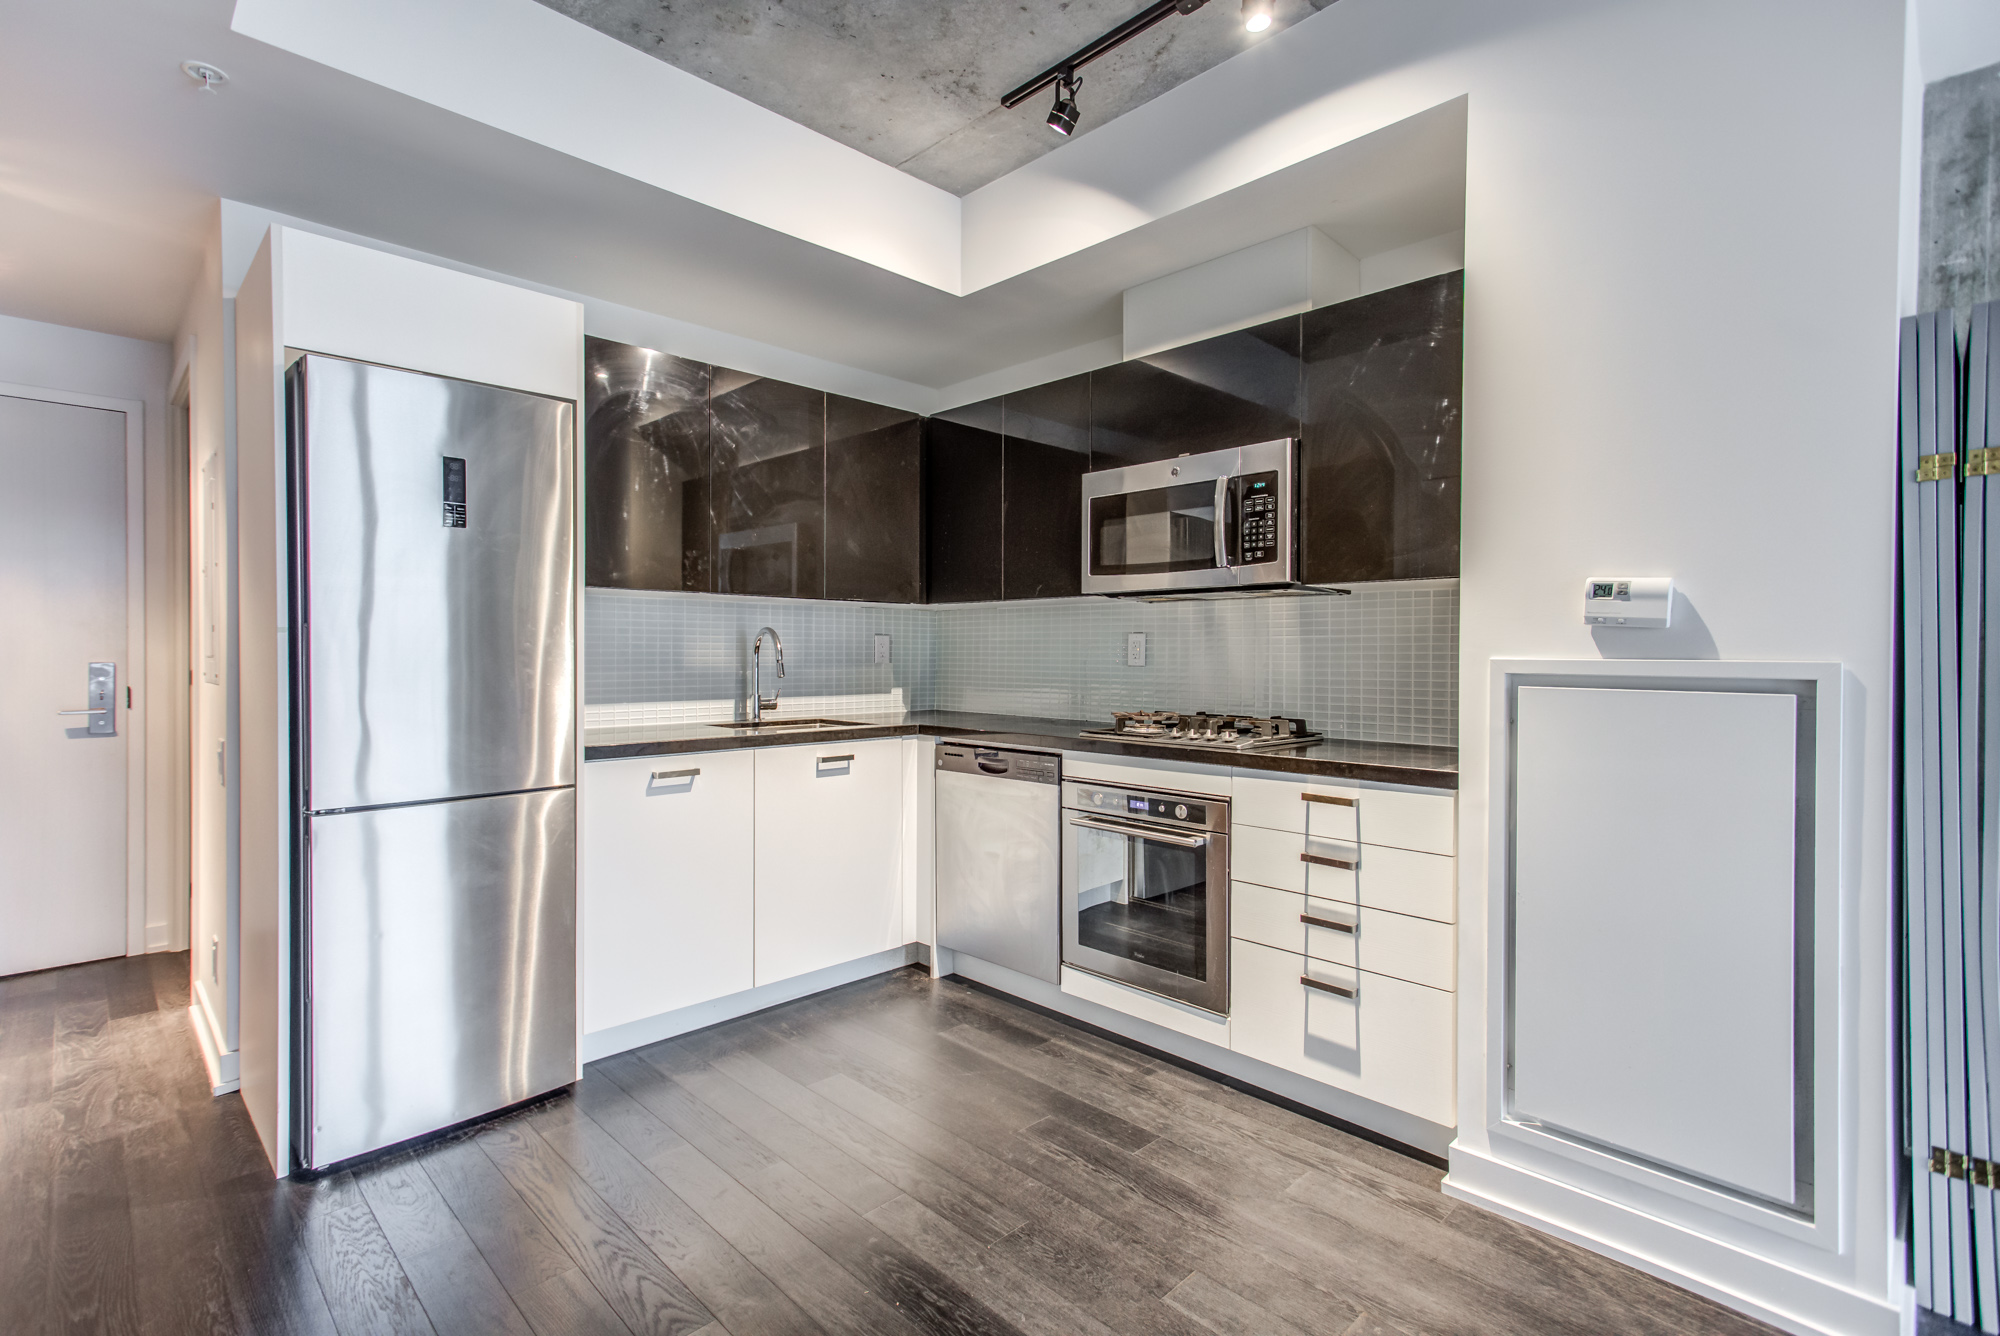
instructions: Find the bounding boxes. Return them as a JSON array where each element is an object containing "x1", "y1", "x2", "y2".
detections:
[{"x1": 0, "y1": 952, "x2": 1781, "y2": 1336}]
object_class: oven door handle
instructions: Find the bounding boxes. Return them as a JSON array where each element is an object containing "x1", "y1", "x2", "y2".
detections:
[
  {"x1": 1213, "y1": 476, "x2": 1230, "y2": 569},
  {"x1": 1068, "y1": 815, "x2": 1212, "y2": 848}
]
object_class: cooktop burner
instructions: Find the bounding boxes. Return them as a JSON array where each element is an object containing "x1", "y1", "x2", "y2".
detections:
[{"x1": 1076, "y1": 711, "x2": 1321, "y2": 753}]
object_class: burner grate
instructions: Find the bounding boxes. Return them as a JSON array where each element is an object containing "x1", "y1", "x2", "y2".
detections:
[{"x1": 1078, "y1": 710, "x2": 1321, "y2": 752}]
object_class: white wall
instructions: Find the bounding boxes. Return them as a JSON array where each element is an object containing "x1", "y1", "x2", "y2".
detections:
[
  {"x1": 173, "y1": 208, "x2": 240, "y2": 1091},
  {"x1": 0, "y1": 312, "x2": 182, "y2": 960}
]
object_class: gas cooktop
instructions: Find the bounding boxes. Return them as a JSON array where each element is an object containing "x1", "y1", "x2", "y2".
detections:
[{"x1": 1076, "y1": 711, "x2": 1321, "y2": 753}]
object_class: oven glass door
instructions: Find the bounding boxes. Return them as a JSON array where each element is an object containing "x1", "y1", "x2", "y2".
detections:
[
  {"x1": 1087, "y1": 479, "x2": 1227, "y2": 580},
  {"x1": 1063, "y1": 812, "x2": 1229, "y2": 1013}
]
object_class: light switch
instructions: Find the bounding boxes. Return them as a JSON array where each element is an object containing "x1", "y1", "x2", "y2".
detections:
[
  {"x1": 1126, "y1": 632, "x2": 1147, "y2": 667},
  {"x1": 874, "y1": 633, "x2": 892, "y2": 666}
]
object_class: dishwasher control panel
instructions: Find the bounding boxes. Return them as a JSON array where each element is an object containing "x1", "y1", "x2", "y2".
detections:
[{"x1": 936, "y1": 744, "x2": 1060, "y2": 785}]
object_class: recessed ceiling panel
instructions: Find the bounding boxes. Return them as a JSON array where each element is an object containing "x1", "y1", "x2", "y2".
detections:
[{"x1": 534, "y1": 0, "x2": 1334, "y2": 194}]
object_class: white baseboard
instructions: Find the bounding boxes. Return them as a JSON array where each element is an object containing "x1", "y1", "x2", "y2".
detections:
[
  {"x1": 949, "y1": 952, "x2": 1454, "y2": 1159},
  {"x1": 581, "y1": 944, "x2": 921, "y2": 1064},
  {"x1": 188, "y1": 1002, "x2": 240, "y2": 1095},
  {"x1": 1444, "y1": 1145, "x2": 1901, "y2": 1336}
]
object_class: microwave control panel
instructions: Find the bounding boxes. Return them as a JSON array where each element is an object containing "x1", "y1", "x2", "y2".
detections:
[{"x1": 1236, "y1": 471, "x2": 1282, "y2": 565}]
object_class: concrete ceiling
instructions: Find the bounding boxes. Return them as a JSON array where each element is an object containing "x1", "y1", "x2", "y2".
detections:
[
  {"x1": 0, "y1": 0, "x2": 1461, "y2": 405},
  {"x1": 534, "y1": 0, "x2": 1335, "y2": 195}
]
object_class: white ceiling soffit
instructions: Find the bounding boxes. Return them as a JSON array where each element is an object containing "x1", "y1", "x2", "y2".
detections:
[
  {"x1": 0, "y1": 0, "x2": 1461, "y2": 387},
  {"x1": 229, "y1": 0, "x2": 964, "y2": 293},
  {"x1": 1916, "y1": 0, "x2": 2000, "y2": 85},
  {"x1": 227, "y1": 0, "x2": 1462, "y2": 298}
]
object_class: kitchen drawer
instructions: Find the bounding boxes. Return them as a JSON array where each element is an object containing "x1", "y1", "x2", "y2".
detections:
[
  {"x1": 1232, "y1": 772, "x2": 1455, "y2": 855},
  {"x1": 1232, "y1": 881, "x2": 1355, "y2": 965},
  {"x1": 1229, "y1": 938, "x2": 1455, "y2": 1126},
  {"x1": 1231, "y1": 882, "x2": 1453, "y2": 989},
  {"x1": 1232, "y1": 773, "x2": 1360, "y2": 840},
  {"x1": 1232, "y1": 826, "x2": 1456, "y2": 923}
]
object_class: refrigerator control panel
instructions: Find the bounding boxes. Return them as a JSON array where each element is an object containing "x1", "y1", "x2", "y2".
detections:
[{"x1": 443, "y1": 456, "x2": 467, "y2": 528}]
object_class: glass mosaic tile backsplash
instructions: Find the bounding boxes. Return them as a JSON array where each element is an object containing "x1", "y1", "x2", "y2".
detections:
[{"x1": 585, "y1": 584, "x2": 1458, "y2": 747}]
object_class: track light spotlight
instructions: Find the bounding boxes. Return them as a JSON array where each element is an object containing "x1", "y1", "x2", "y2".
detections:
[
  {"x1": 1047, "y1": 71, "x2": 1081, "y2": 135},
  {"x1": 1242, "y1": 0, "x2": 1272, "y2": 32}
]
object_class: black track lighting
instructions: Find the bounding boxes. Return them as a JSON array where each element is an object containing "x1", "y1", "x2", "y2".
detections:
[
  {"x1": 1047, "y1": 71, "x2": 1080, "y2": 136},
  {"x1": 1002, "y1": 0, "x2": 1211, "y2": 121}
]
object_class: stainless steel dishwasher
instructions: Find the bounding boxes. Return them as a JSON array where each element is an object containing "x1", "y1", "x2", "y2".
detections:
[{"x1": 935, "y1": 743, "x2": 1062, "y2": 983}]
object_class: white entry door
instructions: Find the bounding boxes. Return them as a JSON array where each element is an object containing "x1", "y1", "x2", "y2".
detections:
[{"x1": 0, "y1": 391, "x2": 136, "y2": 976}]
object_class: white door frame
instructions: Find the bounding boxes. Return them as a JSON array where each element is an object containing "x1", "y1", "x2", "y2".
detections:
[{"x1": 0, "y1": 380, "x2": 148, "y2": 959}]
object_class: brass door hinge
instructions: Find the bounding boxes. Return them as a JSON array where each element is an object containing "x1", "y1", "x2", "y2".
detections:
[
  {"x1": 1918, "y1": 453, "x2": 1959, "y2": 483},
  {"x1": 1930, "y1": 1146, "x2": 2000, "y2": 1187},
  {"x1": 1968, "y1": 448, "x2": 2000, "y2": 477}
]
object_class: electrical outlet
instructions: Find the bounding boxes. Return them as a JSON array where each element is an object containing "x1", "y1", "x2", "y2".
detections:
[
  {"x1": 1126, "y1": 632, "x2": 1147, "y2": 667},
  {"x1": 874, "y1": 633, "x2": 892, "y2": 665}
]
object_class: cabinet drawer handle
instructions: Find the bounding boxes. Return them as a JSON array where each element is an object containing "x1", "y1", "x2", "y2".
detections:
[
  {"x1": 651, "y1": 768, "x2": 700, "y2": 782},
  {"x1": 818, "y1": 754, "x2": 855, "y2": 766},
  {"x1": 1301, "y1": 976, "x2": 1356, "y2": 999},
  {"x1": 1302, "y1": 793, "x2": 1355, "y2": 807},
  {"x1": 1301, "y1": 851, "x2": 1358, "y2": 870},
  {"x1": 1300, "y1": 914, "x2": 1355, "y2": 934}
]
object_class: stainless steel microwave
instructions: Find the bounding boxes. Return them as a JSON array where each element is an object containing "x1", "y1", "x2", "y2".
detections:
[{"x1": 1079, "y1": 438, "x2": 1295, "y2": 596}]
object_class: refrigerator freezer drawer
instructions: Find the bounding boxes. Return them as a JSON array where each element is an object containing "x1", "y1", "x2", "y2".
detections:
[{"x1": 303, "y1": 787, "x2": 576, "y2": 1169}]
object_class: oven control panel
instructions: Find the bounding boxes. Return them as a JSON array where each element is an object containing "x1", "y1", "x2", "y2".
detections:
[{"x1": 1065, "y1": 783, "x2": 1228, "y2": 832}]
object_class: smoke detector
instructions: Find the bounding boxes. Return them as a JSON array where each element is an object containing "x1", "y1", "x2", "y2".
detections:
[{"x1": 180, "y1": 61, "x2": 229, "y2": 92}]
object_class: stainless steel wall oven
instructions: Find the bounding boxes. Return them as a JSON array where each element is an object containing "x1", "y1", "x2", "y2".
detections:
[{"x1": 1061, "y1": 780, "x2": 1230, "y2": 1013}]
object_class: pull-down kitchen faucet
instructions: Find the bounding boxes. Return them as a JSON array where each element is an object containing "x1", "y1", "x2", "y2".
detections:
[{"x1": 751, "y1": 626, "x2": 785, "y2": 723}]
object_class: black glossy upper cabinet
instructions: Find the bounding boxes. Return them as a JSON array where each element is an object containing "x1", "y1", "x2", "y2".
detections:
[
  {"x1": 1089, "y1": 319, "x2": 1302, "y2": 471},
  {"x1": 582, "y1": 337, "x2": 713, "y2": 592},
  {"x1": 826, "y1": 395, "x2": 923, "y2": 603},
  {"x1": 1002, "y1": 374, "x2": 1091, "y2": 600},
  {"x1": 710, "y1": 368, "x2": 826, "y2": 599},
  {"x1": 925, "y1": 399, "x2": 1003, "y2": 604},
  {"x1": 1299, "y1": 271, "x2": 1463, "y2": 582}
]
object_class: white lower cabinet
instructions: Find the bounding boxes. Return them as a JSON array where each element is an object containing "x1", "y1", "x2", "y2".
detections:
[
  {"x1": 582, "y1": 751, "x2": 755, "y2": 1033},
  {"x1": 754, "y1": 738, "x2": 905, "y2": 986},
  {"x1": 1230, "y1": 937, "x2": 1456, "y2": 1126}
]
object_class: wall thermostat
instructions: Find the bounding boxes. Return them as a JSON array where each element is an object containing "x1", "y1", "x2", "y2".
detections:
[{"x1": 1583, "y1": 577, "x2": 1673, "y2": 628}]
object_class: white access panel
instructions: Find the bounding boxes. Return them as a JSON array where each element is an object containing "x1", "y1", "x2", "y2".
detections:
[{"x1": 1511, "y1": 684, "x2": 1799, "y2": 1204}]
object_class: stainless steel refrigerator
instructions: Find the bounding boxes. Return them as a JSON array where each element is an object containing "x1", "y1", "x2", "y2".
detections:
[{"x1": 287, "y1": 353, "x2": 577, "y2": 1172}]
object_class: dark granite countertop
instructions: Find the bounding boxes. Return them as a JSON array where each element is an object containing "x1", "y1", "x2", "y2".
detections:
[{"x1": 585, "y1": 710, "x2": 1457, "y2": 789}]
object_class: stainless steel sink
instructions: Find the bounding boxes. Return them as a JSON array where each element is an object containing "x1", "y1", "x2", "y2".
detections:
[{"x1": 707, "y1": 718, "x2": 866, "y2": 732}]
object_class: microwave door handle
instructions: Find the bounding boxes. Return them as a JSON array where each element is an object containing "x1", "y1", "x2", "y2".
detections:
[{"x1": 1214, "y1": 476, "x2": 1230, "y2": 569}]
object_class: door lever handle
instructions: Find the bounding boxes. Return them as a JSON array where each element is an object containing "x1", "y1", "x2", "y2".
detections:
[{"x1": 57, "y1": 708, "x2": 109, "y2": 715}]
